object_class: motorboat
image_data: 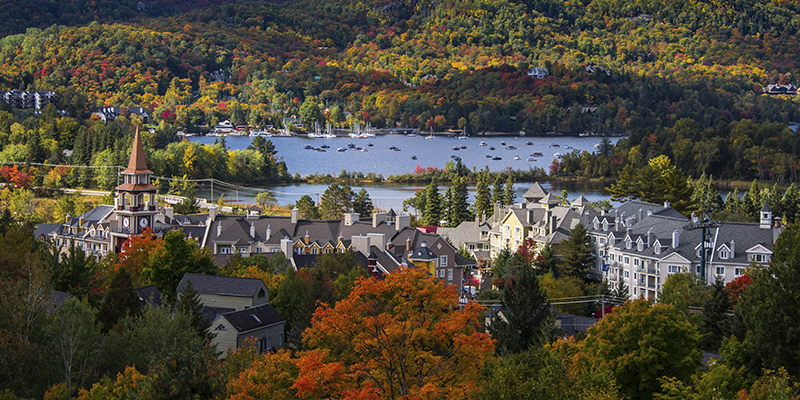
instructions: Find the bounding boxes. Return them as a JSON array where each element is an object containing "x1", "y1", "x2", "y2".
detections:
[
  {"x1": 513, "y1": 156, "x2": 520, "y2": 160},
  {"x1": 531, "y1": 152, "x2": 544, "y2": 157},
  {"x1": 527, "y1": 158, "x2": 537, "y2": 162},
  {"x1": 507, "y1": 145, "x2": 517, "y2": 150},
  {"x1": 479, "y1": 141, "x2": 487, "y2": 146},
  {"x1": 525, "y1": 141, "x2": 533, "y2": 145},
  {"x1": 492, "y1": 156, "x2": 502, "y2": 161},
  {"x1": 554, "y1": 152, "x2": 564, "y2": 157},
  {"x1": 550, "y1": 144, "x2": 560, "y2": 148}
]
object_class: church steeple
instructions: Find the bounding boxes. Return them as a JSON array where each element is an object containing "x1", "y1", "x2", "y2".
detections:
[
  {"x1": 112, "y1": 126, "x2": 158, "y2": 249},
  {"x1": 122, "y1": 126, "x2": 152, "y2": 175}
]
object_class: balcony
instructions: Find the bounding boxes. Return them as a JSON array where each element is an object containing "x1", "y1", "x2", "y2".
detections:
[
  {"x1": 647, "y1": 282, "x2": 657, "y2": 289},
  {"x1": 117, "y1": 205, "x2": 157, "y2": 212},
  {"x1": 647, "y1": 267, "x2": 657, "y2": 274}
]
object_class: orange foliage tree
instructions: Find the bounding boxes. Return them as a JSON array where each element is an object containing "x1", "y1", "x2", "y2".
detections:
[
  {"x1": 117, "y1": 228, "x2": 161, "y2": 287},
  {"x1": 226, "y1": 348, "x2": 299, "y2": 400},
  {"x1": 301, "y1": 265, "x2": 495, "y2": 400}
]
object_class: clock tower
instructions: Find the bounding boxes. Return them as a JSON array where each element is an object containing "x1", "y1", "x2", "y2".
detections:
[{"x1": 111, "y1": 126, "x2": 158, "y2": 251}]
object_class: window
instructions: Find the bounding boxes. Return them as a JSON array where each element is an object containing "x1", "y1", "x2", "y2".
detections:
[
  {"x1": 594, "y1": 220, "x2": 599, "y2": 230},
  {"x1": 220, "y1": 247, "x2": 231, "y2": 254},
  {"x1": 624, "y1": 256, "x2": 630, "y2": 265},
  {"x1": 468, "y1": 244, "x2": 476, "y2": 250},
  {"x1": 633, "y1": 288, "x2": 637, "y2": 295},
  {"x1": 215, "y1": 324, "x2": 227, "y2": 331},
  {"x1": 754, "y1": 254, "x2": 766, "y2": 263},
  {"x1": 295, "y1": 247, "x2": 303, "y2": 254},
  {"x1": 735, "y1": 267, "x2": 745, "y2": 276},
  {"x1": 515, "y1": 226, "x2": 521, "y2": 236},
  {"x1": 324, "y1": 248, "x2": 332, "y2": 254},
  {"x1": 624, "y1": 270, "x2": 629, "y2": 278},
  {"x1": 440, "y1": 255, "x2": 448, "y2": 267},
  {"x1": 696, "y1": 265, "x2": 702, "y2": 274},
  {"x1": 715, "y1": 266, "x2": 725, "y2": 277},
  {"x1": 599, "y1": 237, "x2": 607, "y2": 245},
  {"x1": 311, "y1": 248, "x2": 318, "y2": 254},
  {"x1": 654, "y1": 245, "x2": 661, "y2": 255},
  {"x1": 447, "y1": 269, "x2": 453, "y2": 281},
  {"x1": 279, "y1": 333, "x2": 283, "y2": 348},
  {"x1": 634, "y1": 258, "x2": 639, "y2": 266},
  {"x1": 719, "y1": 250, "x2": 729, "y2": 259},
  {"x1": 626, "y1": 239, "x2": 632, "y2": 249},
  {"x1": 638, "y1": 241, "x2": 643, "y2": 251},
  {"x1": 505, "y1": 225, "x2": 510, "y2": 233}
]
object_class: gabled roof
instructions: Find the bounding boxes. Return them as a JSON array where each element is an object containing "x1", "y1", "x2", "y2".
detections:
[
  {"x1": 177, "y1": 273, "x2": 266, "y2": 298},
  {"x1": 134, "y1": 285, "x2": 163, "y2": 308},
  {"x1": 409, "y1": 241, "x2": 437, "y2": 261},
  {"x1": 220, "y1": 303, "x2": 285, "y2": 333},
  {"x1": 202, "y1": 305, "x2": 235, "y2": 324},
  {"x1": 523, "y1": 182, "x2": 548, "y2": 200},
  {"x1": 47, "y1": 290, "x2": 74, "y2": 313}
]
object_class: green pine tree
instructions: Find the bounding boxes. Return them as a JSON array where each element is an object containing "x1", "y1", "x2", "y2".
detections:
[
  {"x1": 559, "y1": 224, "x2": 594, "y2": 279},
  {"x1": 492, "y1": 176, "x2": 504, "y2": 205},
  {"x1": 475, "y1": 170, "x2": 491, "y2": 219},
  {"x1": 504, "y1": 175, "x2": 516, "y2": 205},
  {"x1": 177, "y1": 280, "x2": 213, "y2": 342},
  {"x1": 449, "y1": 176, "x2": 471, "y2": 227},
  {"x1": 295, "y1": 194, "x2": 320, "y2": 219},
  {"x1": 97, "y1": 268, "x2": 142, "y2": 333},
  {"x1": 701, "y1": 278, "x2": 731, "y2": 351},
  {"x1": 489, "y1": 265, "x2": 554, "y2": 355},
  {"x1": 724, "y1": 188, "x2": 742, "y2": 214},
  {"x1": 423, "y1": 178, "x2": 442, "y2": 226},
  {"x1": 781, "y1": 183, "x2": 800, "y2": 224}
]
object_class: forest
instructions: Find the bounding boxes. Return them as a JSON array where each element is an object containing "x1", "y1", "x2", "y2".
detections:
[{"x1": 0, "y1": 0, "x2": 798, "y2": 185}]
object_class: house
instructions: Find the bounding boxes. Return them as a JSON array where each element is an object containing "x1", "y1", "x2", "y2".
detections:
[
  {"x1": 0, "y1": 90, "x2": 57, "y2": 109},
  {"x1": 91, "y1": 106, "x2": 151, "y2": 123},
  {"x1": 527, "y1": 67, "x2": 549, "y2": 79},
  {"x1": 764, "y1": 84, "x2": 797, "y2": 95},
  {"x1": 176, "y1": 273, "x2": 270, "y2": 310},
  {"x1": 587, "y1": 201, "x2": 780, "y2": 300},
  {"x1": 133, "y1": 286, "x2": 163, "y2": 308},
  {"x1": 210, "y1": 303, "x2": 285, "y2": 357},
  {"x1": 407, "y1": 237, "x2": 477, "y2": 297}
]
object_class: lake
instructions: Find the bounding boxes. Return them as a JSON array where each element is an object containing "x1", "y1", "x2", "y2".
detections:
[{"x1": 187, "y1": 134, "x2": 623, "y2": 211}]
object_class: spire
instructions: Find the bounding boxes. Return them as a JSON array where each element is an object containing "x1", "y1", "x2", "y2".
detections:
[{"x1": 122, "y1": 126, "x2": 152, "y2": 174}]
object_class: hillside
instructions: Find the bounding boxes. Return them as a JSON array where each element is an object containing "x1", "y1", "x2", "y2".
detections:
[{"x1": 0, "y1": 0, "x2": 798, "y2": 181}]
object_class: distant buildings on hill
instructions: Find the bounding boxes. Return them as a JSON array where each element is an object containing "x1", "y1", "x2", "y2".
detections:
[{"x1": 1, "y1": 90, "x2": 56, "y2": 110}]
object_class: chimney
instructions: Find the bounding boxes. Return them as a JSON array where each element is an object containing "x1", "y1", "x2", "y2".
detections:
[
  {"x1": 280, "y1": 236, "x2": 293, "y2": 256},
  {"x1": 344, "y1": 213, "x2": 359, "y2": 226},
  {"x1": 304, "y1": 230, "x2": 309, "y2": 245},
  {"x1": 672, "y1": 230, "x2": 680, "y2": 249},
  {"x1": 291, "y1": 207, "x2": 299, "y2": 224},
  {"x1": 730, "y1": 240, "x2": 735, "y2": 258},
  {"x1": 396, "y1": 215, "x2": 410, "y2": 231},
  {"x1": 626, "y1": 226, "x2": 631, "y2": 238},
  {"x1": 638, "y1": 208, "x2": 643, "y2": 223},
  {"x1": 691, "y1": 212, "x2": 699, "y2": 223},
  {"x1": 664, "y1": 201, "x2": 670, "y2": 208},
  {"x1": 65, "y1": 213, "x2": 71, "y2": 224},
  {"x1": 647, "y1": 228, "x2": 653, "y2": 247},
  {"x1": 208, "y1": 205, "x2": 218, "y2": 221},
  {"x1": 550, "y1": 215, "x2": 557, "y2": 235},
  {"x1": 266, "y1": 225, "x2": 271, "y2": 240},
  {"x1": 351, "y1": 235, "x2": 371, "y2": 255},
  {"x1": 406, "y1": 236, "x2": 412, "y2": 254},
  {"x1": 482, "y1": 212, "x2": 486, "y2": 223},
  {"x1": 338, "y1": 232, "x2": 343, "y2": 244},
  {"x1": 79, "y1": 216, "x2": 84, "y2": 228},
  {"x1": 494, "y1": 201, "x2": 501, "y2": 219},
  {"x1": 250, "y1": 222, "x2": 255, "y2": 238},
  {"x1": 367, "y1": 233, "x2": 385, "y2": 251},
  {"x1": 217, "y1": 222, "x2": 222, "y2": 237},
  {"x1": 386, "y1": 239, "x2": 393, "y2": 252},
  {"x1": 475, "y1": 214, "x2": 480, "y2": 230},
  {"x1": 614, "y1": 210, "x2": 620, "y2": 231},
  {"x1": 372, "y1": 212, "x2": 386, "y2": 228},
  {"x1": 165, "y1": 206, "x2": 174, "y2": 221}
]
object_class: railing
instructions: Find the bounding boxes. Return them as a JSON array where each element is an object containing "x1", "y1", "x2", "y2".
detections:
[
  {"x1": 647, "y1": 282, "x2": 656, "y2": 289},
  {"x1": 647, "y1": 267, "x2": 657, "y2": 274}
]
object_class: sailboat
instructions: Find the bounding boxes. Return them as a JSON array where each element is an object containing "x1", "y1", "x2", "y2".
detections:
[{"x1": 426, "y1": 127, "x2": 435, "y2": 139}]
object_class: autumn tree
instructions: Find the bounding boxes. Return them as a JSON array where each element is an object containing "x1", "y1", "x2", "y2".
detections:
[
  {"x1": 142, "y1": 230, "x2": 216, "y2": 303},
  {"x1": 582, "y1": 299, "x2": 702, "y2": 400},
  {"x1": 302, "y1": 266, "x2": 494, "y2": 400},
  {"x1": 226, "y1": 350, "x2": 299, "y2": 400}
]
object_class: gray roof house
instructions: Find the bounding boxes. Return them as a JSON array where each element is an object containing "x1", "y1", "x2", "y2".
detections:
[
  {"x1": 210, "y1": 303, "x2": 285, "y2": 358},
  {"x1": 176, "y1": 273, "x2": 270, "y2": 310}
]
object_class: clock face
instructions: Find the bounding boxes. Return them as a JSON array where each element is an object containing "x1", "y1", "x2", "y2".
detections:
[
  {"x1": 122, "y1": 217, "x2": 130, "y2": 228},
  {"x1": 139, "y1": 217, "x2": 149, "y2": 228}
]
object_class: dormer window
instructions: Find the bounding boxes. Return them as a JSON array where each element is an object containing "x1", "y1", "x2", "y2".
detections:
[
  {"x1": 654, "y1": 245, "x2": 661, "y2": 255},
  {"x1": 719, "y1": 250, "x2": 729, "y2": 259},
  {"x1": 602, "y1": 220, "x2": 608, "y2": 231},
  {"x1": 637, "y1": 241, "x2": 643, "y2": 251},
  {"x1": 626, "y1": 238, "x2": 632, "y2": 249},
  {"x1": 593, "y1": 220, "x2": 599, "y2": 230},
  {"x1": 215, "y1": 324, "x2": 227, "y2": 331}
]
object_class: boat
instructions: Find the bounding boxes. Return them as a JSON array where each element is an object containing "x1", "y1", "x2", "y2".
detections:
[
  {"x1": 320, "y1": 145, "x2": 330, "y2": 149},
  {"x1": 527, "y1": 158, "x2": 537, "y2": 162},
  {"x1": 507, "y1": 145, "x2": 517, "y2": 150},
  {"x1": 485, "y1": 155, "x2": 492, "y2": 158},
  {"x1": 564, "y1": 145, "x2": 572, "y2": 149},
  {"x1": 337, "y1": 148, "x2": 346, "y2": 152},
  {"x1": 489, "y1": 146, "x2": 495, "y2": 150},
  {"x1": 407, "y1": 133, "x2": 418, "y2": 137},
  {"x1": 389, "y1": 146, "x2": 397, "y2": 150},
  {"x1": 460, "y1": 145, "x2": 467, "y2": 149},
  {"x1": 457, "y1": 135, "x2": 468, "y2": 139},
  {"x1": 579, "y1": 131, "x2": 590, "y2": 137},
  {"x1": 411, "y1": 155, "x2": 417, "y2": 160},
  {"x1": 492, "y1": 156, "x2": 502, "y2": 161},
  {"x1": 532, "y1": 151, "x2": 544, "y2": 157},
  {"x1": 593, "y1": 144, "x2": 601, "y2": 150},
  {"x1": 500, "y1": 141, "x2": 506, "y2": 146},
  {"x1": 426, "y1": 127, "x2": 435, "y2": 139},
  {"x1": 361, "y1": 148, "x2": 368, "y2": 152},
  {"x1": 316, "y1": 149, "x2": 326, "y2": 152},
  {"x1": 513, "y1": 155, "x2": 521, "y2": 160},
  {"x1": 323, "y1": 122, "x2": 336, "y2": 138},
  {"x1": 452, "y1": 156, "x2": 461, "y2": 161},
  {"x1": 479, "y1": 141, "x2": 487, "y2": 146},
  {"x1": 525, "y1": 141, "x2": 533, "y2": 145},
  {"x1": 554, "y1": 152, "x2": 564, "y2": 157},
  {"x1": 452, "y1": 147, "x2": 460, "y2": 151},
  {"x1": 392, "y1": 148, "x2": 402, "y2": 151},
  {"x1": 550, "y1": 144, "x2": 560, "y2": 148},
  {"x1": 367, "y1": 143, "x2": 374, "y2": 147},
  {"x1": 301, "y1": 144, "x2": 313, "y2": 149}
]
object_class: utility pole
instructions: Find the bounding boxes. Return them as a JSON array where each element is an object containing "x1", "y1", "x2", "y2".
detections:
[{"x1": 683, "y1": 214, "x2": 722, "y2": 282}]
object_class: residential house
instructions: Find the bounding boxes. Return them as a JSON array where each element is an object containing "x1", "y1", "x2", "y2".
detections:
[
  {"x1": 176, "y1": 273, "x2": 270, "y2": 310},
  {"x1": 1, "y1": 90, "x2": 57, "y2": 109},
  {"x1": 764, "y1": 84, "x2": 797, "y2": 95},
  {"x1": 210, "y1": 304, "x2": 285, "y2": 357},
  {"x1": 527, "y1": 67, "x2": 549, "y2": 79},
  {"x1": 91, "y1": 106, "x2": 151, "y2": 123}
]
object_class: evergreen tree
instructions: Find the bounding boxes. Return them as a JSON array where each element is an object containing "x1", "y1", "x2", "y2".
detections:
[
  {"x1": 742, "y1": 180, "x2": 761, "y2": 217},
  {"x1": 489, "y1": 265, "x2": 554, "y2": 355},
  {"x1": 724, "y1": 188, "x2": 742, "y2": 214},
  {"x1": 534, "y1": 242, "x2": 558, "y2": 275},
  {"x1": 475, "y1": 170, "x2": 491, "y2": 219},
  {"x1": 559, "y1": 224, "x2": 594, "y2": 279},
  {"x1": 701, "y1": 278, "x2": 731, "y2": 351},
  {"x1": 97, "y1": 268, "x2": 141, "y2": 333},
  {"x1": 449, "y1": 176, "x2": 470, "y2": 227},
  {"x1": 691, "y1": 173, "x2": 724, "y2": 213},
  {"x1": 319, "y1": 183, "x2": 355, "y2": 220},
  {"x1": 504, "y1": 175, "x2": 516, "y2": 205},
  {"x1": 352, "y1": 189, "x2": 374, "y2": 218},
  {"x1": 177, "y1": 280, "x2": 212, "y2": 342},
  {"x1": 295, "y1": 195, "x2": 320, "y2": 219},
  {"x1": 781, "y1": 183, "x2": 800, "y2": 224},
  {"x1": 443, "y1": 186, "x2": 454, "y2": 226},
  {"x1": 491, "y1": 176, "x2": 504, "y2": 205},
  {"x1": 423, "y1": 178, "x2": 442, "y2": 226}
]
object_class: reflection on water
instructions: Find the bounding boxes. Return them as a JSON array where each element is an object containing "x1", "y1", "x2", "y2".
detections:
[{"x1": 194, "y1": 180, "x2": 616, "y2": 213}]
